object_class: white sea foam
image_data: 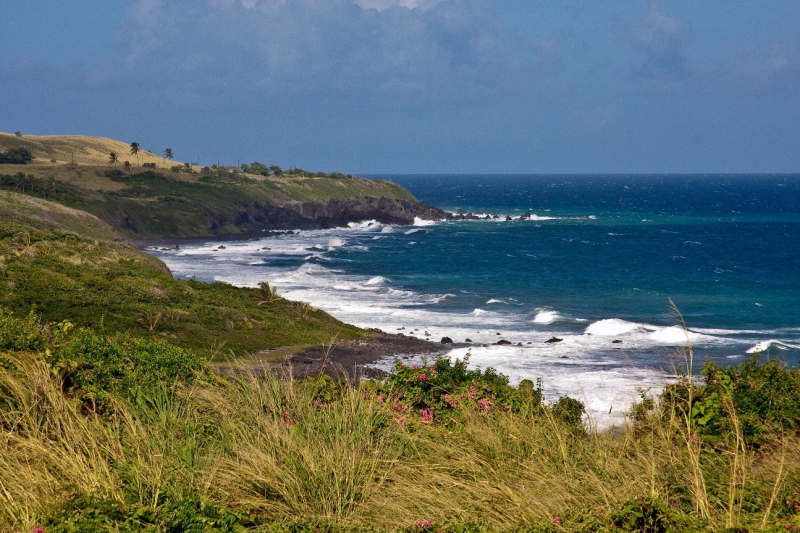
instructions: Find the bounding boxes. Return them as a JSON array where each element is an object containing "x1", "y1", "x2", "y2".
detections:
[
  {"x1": 585, "y1": 319, "x2": 643, "y2": 336},
  {"x1": 405, "y1": 228, "x2": 423, "y2": 234},
  {"x1": 746, "y1": 340, "x2": 800, "y2": 353},
  {"x1": 413, "y1": 217, "x2": 437, "y2": 226},
  {"x1": 532, "y1": 309, "x2": 560, "y2": 324},
  {"x1": 486, "y1": 299, "x2": 506, "y2": 304}
]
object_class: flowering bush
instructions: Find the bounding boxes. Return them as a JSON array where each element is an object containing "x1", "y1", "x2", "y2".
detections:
[{"x1": 384, "y1": 355, "x2": 543, "y2": 425}]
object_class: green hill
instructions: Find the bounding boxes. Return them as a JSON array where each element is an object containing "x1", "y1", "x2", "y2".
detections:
[{"x1": 0, "y1": 133, "x2": 444, "y2": 240}]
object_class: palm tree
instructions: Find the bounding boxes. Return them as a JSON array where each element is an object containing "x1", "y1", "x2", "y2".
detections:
[
  {"x1": 129, "y1": 142, "x2": 140, "y2": 167},
  {"x1": 109, "y1": 152, "x2": 119, "y2": 167},
  {"x1": 124, "y1": 161, "x2": 131, "y2": 172},
  {"x1": 164, "y1": 148, "x2": 174, "y2": 168}
]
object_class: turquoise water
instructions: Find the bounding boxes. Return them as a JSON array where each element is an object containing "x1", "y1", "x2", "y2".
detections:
[{"x1": 153, "y1": 174, "x2": 800, "y2": 426}]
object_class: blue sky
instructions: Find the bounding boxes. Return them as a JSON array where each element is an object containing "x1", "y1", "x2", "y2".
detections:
[{"x1": 1, "y1": 1, "x2": 799, "y2": 173}]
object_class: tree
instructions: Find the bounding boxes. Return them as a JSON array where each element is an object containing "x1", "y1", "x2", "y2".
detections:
[
  {"x1": 15, "y1": 173, "x2": 34, "y2": 194},
  {"x1": 109, "y1": 152, "x2": 119, "y2": 167},
  {"x1": 269, "y1": 165, "x2": 283, "y2": 176},
  {"x1": 43, "y1": 175, "x2": 57, "y2": 198},
  {"x1": 0, "y1": 147, "x2": 33, "y2": 165},
  {"x1": 164, "y1": 148, "x2": 173, "y2": 167},
  {"x1": 124, "y1": 161, "x2": 131, "y2": 172},
  {"x1": 129, "y1": 142, "x2": 140, "y2": 167},
  {"x1": 14, "y1": 131, "x2": 22, "y2": 137},
  {"x1": 184, "y1": 162, "x2": 192, "y2": 172}
]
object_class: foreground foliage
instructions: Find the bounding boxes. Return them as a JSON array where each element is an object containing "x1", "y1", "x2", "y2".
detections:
[{"x1": 1, "y1": 309, "x2": 799, "y2": 532}]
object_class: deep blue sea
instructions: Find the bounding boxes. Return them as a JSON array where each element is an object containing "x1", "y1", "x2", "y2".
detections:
[{"x1": 152, "y1": 175, "x2": 800, "y2": 426}]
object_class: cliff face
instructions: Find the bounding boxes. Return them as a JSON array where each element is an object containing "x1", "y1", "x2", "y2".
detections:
[{"x1": 194, "y1": 197, "x2": 449, "y2": 241}]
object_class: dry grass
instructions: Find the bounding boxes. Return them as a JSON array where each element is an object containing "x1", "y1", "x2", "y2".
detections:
[{"x1": 1, "y1": 351, "x2": 798, "y2": 531}]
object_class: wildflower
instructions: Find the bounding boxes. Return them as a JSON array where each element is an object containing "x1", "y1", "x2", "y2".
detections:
[
  {"x1": 444, "y1": 394, "x2": 458, "y2": 409},
  {"x1": 412, "y1": 364, "x2": 420, "y2": 370},
  {"x1": 551, "y1": 516, "x2": 560, "y2": 524},
  {"x1": 378, "y1": 394, "x2": 386, "y2": 403},
  {"x1": 397, "y1": 415, "x2": 406, "y2": 426},
  {"x1": 412, "y1": 520, "x2": 433, "y2": 529},
  {"x1": 478, "y1": 397, "x2": 492, "y2": 413},
  {"x1": 420, "y1": 409, "x2": 434, "y2": 422},
  {"x1": 283, "y1": 412, "x2": 293, "y2": 425},
  {"x1": 418, "y1": 373, "x2": 429, "y2": 382},
  {"x1": 750, "y1": 381, "x2": 756, "y2": 389},
  {"x1": 33, "y1": 529, "x2": 45, "y2": 533},
  {"x1": 689, "y1": 433, "x2": 699, "y2": 442},
  {"x1": 393, "y1": 401, "x2": 405, "y2": 412},
  {"x1": 316, "y1": 402, "x2": 326, "y2": 409},
  {"x1": 468, "y1": 385, "x2": 477, "y2": 399}
]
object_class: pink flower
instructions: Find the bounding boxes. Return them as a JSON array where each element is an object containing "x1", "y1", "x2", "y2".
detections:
[
  {"x1": 283, "y1": 412, "x2": 293, "y2": 425},
  {"x1": 397, "y1": 415, "x2": 406, "y2": 426},
  {"x1": 468, "y1": 385, "x2": 477, "y2": 399},
  {"x1": 412, "y1": 520, "x2": 433, "y2": 529},
  {"x1": 418, "y1": 373, "x2": 429, "y2": 382},
  {"x1": 444, "y1": 394, "x2": 458, "y2": 409},
  {"x1": 478, "y1": 398, "x2": 492, "y2": 413},
  {"x1": 378, "y1": 394, "x2": 386, "y2": 403},
  {"x1": 420, "y1": 409, "x2": 434, "y2": 422},
  {"x1": 551, "y1": 516, "x2": 560, "y2": 524},
  {"x1": 412, "y1": 364, "x2": 420, "y2": 370},
  {"x1": 750, "y1": 381, "x2": 756, "y2": 389},
  {"x1": 33, "y1": 529, "x2": 45, "y2": 533}
]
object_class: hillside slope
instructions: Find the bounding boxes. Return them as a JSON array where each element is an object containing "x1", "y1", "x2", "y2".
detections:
[{"x1": 0, "y1": 133, "x2": 447, "y2": 239}]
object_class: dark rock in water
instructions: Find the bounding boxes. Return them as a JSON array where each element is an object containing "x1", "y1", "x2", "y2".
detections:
[
  {"x1": 397, "y1": 327, "x2": 405, "y2": 330},
  {"x1": 560, "y1": 355, "x2": 569, "y2": 359},
  {"x1": 506, "y1": 215, "x2": 513, "y2": 221},
  {"x1": 465, "y1": 338, "x2": 473, "y2": 343},
  {"x1": 397, "y1": 333, "x2": 404, "y2": 337},
  {"x1": 368, "y1": 328, "x2": 384, "y2": 333},
  {"x1": 520, "y1": 212, "x2": 531, "y2": 220},
  {"x1": 527, "y1": 341, "x2": 532, "y2": 344},
  {"x1": 483, "y1": 344, "x2": 489, "y2": 347},
  {"x1": 218, "y1": 245, "x2": 226, "y2": 249},
  {"x1": 496, "y1": 332, "x2": 502, "y2": 335},
  {"x1": 495, "y1": 340, "x2": 512, "y2": 345},
  {"x1": 612, "y1": 340, "x2": 623, "y2": 344},
  {"x1": 441, "y1": 337, "x2": 454, "y2": 344},
  {"x1": 545, "y1": 337, "x2": 563, "y2": 344},
  {"x1": 517, "y1": 342, "x2": 523, "y2": 346}
]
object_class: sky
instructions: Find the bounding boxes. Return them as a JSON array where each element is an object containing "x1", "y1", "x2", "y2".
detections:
[{"x1": 1, "y1": 1, "x2": 799, "y2": 174}]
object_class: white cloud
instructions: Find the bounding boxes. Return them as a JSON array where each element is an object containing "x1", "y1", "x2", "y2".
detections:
[
  {"x1": 354, "y1": 0, "x2": 446, "y2": 11},
  {"x1": 627, "y1": 2, "x2": 692, "y2": 80}
]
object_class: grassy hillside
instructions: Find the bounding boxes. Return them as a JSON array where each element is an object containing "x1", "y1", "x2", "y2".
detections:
[
  {"x1": 0, "y1": 132, "x2": 174, "y2": 167},
  {"x1": 0, "y1": 190, "x2": 119, "y2": 241},
  {"x1": 0, "y1": 133, "x2": 432, "y2": 239},
  {"x1": 0, "y1": 221, "x2": 364, "y2": 358}
]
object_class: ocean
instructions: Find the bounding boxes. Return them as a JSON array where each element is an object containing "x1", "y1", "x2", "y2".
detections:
[{"x1": 151, "y1": 174, "x2": 800, "y2": 427}]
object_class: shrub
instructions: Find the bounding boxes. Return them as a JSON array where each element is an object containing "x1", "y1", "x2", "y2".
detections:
[
  {"x1": 49, "y1": 329, "x2": 205, "y2": 409},
  {"x1": 658, "y1": 355, "x2": 800, "y2": 446},
  {"x1": 385, "y1": 355, "x2": 543, "y2": 424},
  {"x1": 0, "y1": 308, "x2": 45, "y2": 352},
  {"x1": 44, "y1": 494, "x2": 261, "y2": 532},
  {"x1": 0, "y1": 147, "x2": 33, "y2": 164}
]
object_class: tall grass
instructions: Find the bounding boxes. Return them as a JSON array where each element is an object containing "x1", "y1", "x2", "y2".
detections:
[{"x1": 2, "y1": 346, "x2": 799, "y2": 531}]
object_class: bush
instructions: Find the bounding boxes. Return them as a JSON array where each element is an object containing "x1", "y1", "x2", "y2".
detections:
[
  {"x1": 385, "y1": 355, "x2": 543, "y2": 424},
  {"x1": 49, "y1": 329, "x2": 205, "y2": 409},
  {"x1": 658, "y1": 355, "x2": 800, "y2": 446},
  {"x1": 0, "y1": 147, "x2": 33, "y2": 164},
  {"x1": 0, "y1": 308, "x2": 45, "y2": 352},
  {"x1": 44, "y1": 494, "x2": 261, "y2": 532}
]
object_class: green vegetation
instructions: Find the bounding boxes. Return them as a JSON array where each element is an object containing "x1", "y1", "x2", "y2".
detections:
[
  {"x1": 0, "y1": 309, "x2": 799, "y2": 531},
  {"x1": 0, "y1": 221, "x2": 363, "y2": 358},
  {"x1": 0, "y1": 190, "x2": 119, "y2": 240},
  {"x1": 0, "y1": 147, "x2": 33, "y2": 164}
]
